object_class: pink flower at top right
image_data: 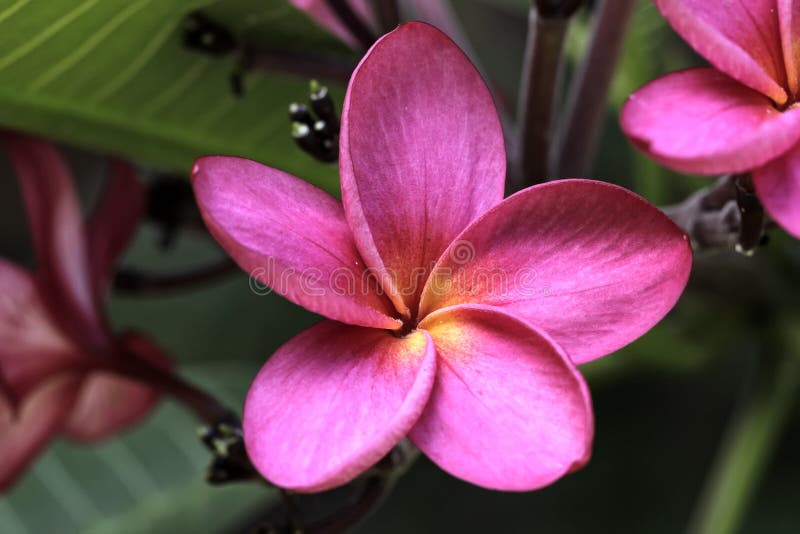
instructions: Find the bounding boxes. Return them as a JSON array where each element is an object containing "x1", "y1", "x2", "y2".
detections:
[{"x1": 621, "y1": 0, "x2": 800, "y2": 237}]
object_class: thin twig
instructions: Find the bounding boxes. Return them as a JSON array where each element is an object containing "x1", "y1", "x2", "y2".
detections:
[{"x1": 554, "y1": 0, "x2": 637, "y2": 177}]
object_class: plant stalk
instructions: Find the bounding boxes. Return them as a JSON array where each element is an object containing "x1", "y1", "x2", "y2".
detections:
[
  {"x1": 514, "y1": 5, "x2": 572, "y2": 188},
  {"x1": 554, "y1": 0, "x2": 637, "y2": 177},
  {"x1": 688, "y1": 344, "x2": 800, "y2": 534}
]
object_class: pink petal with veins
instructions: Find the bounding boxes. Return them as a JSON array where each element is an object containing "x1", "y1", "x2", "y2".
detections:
[
  {"x1": 411, "y1": 305, "x2": 593, "y2": 491},
  {"x1": 243, "y1": 321, "x2": 436, "y2": 492},
  {"x1": 420, "y1": 180, "x2": 692, "y2": 365},
  {"x1": 192, "y1": 156, "x2": 399, "y2": 330},
  {"x1": 655, "y1": 0, "x2": 787, "y2": 104},
  {"x1": 340, "y1": 22, "x2": 505, "y2": 315},
  {"x1": 622, "y1": 68, "x2": 800, "y2": 175}
]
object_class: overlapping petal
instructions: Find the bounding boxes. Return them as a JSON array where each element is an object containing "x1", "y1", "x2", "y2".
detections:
[
  {"x1": 62, "y1": 372, "x2": 159, "y2": 442},
  {"x1": 63, "y1": 332, "x2": 169, "y2": 442},
  {"x1": 88, "y1": 161, "x2": 145, "y2": 299},
  {"x1": 420, "y1": 180, "x2": 692, "y2": 365},
  {"x1": 753, "y1": 142, "x2": 800, "y2": 238},
  {"x1": 411, "y1": 305, "x2": 592, "y2": 491},
  {"x1": 0, "y1": 132, "x2": 105, "y2": 349},
  {"x1": 243, "y1": 321, "x2": 436, "y2": 492},
  {"x1": 621, "y1": 68, "x2": 800, "y2": 175},
  {"x1": 340, "y1": 22, "x2": 506, "y2": 315},
  {"x1": 655, "y1": 0, "x2": 788, "y2": 104},
  {"x1": 0, "y1": 260, "x2": 83, "y2": 400},
  {"x1": 192, "y1": 156, "x2": 399, "y2": 330},
  {"x1": 0, "y1": 374, "x2": 81, "y2": 491},
  {"x1": 779, "y1": 0, "x2": 800, "y2": 98}
]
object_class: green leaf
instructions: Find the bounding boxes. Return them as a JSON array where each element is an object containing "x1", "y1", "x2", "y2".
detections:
[
  {"x1": 0, "y1": 399, "x2": 275, "y2": 534},
  {"x1": 0, "y1": 0, "x2": 349, "y2": 192}
]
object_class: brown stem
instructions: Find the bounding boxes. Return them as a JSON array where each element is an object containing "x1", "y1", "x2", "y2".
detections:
[
  {"x1": 375, "y1": 0, "x2": 400, "y2": 33},
  {"x1": 554, "y1": 0, "x2": 637, "y2": 177},
  {"x1": 662, "y1": 177, "x2": 740, "y2": 251},
  {"x1": 246, "y1": 47, "x2": 355, "y2": 85},
  {"x1": 663, "y1": 175, "x2": 769, "y2": 253},
  {"x1": 113, "y1": 258, "x2": 239, "y2": 296},
  {"x1": 305, "y1": 476, "x2": 389, "y2": 534},
  {"x1": 114, "y1": 350, "x2": 232, "y2": 425},
  {"x1": 514, "y1": 6, "x2": 571, "y2": 188},
  {"x1": 735, "y1": 174, "x2": 766, "y2": 255}
]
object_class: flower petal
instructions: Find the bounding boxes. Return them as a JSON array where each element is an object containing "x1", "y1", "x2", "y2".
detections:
[
  {"x1": 62, "y1": 372, "x2": 158, "y2": 442},
  {"x1": 62, "y1": 332, "x2": 169, "y2": 442},
  {"x1": 779, "y1": 0, "x2": 800, "y2": 98},
  {"x1": 243, "y1": 321, "x2": 436, "y2": 492},
  {"x1": 655, "y1": 0, "x2": 787, "y2": 104},
  {"x1": 0, "y1": 132, "x2": 105, "y2": 349},
  {"x1": 87, "y1": 161, "x2": 145, "y2": 299},
  {"x1": 411, "y1": 305, "x2": 592, "y2": 491},
  {"x1": 0, "y1": 260, "x2": 82, "y2": 400},
  {"x1": 290, "y1": 0, "x2": 375, "y2": 49},
  {"x1": 192, "y1": 156, "x2": 399, "y2": 330},
  {"x1": 0, "y1": 374, "x2": 81, "y2": 491},
  {"x1": 340, "y1": 22, "x2": 506, "y2": 315},
  {"x1": 621, "y1": 68, "x2": 800, "y2": 175},
  {"x1": 420, "y1": 180, "x2": 692, "y2": 365},
  {"x1": 752, "y1": 142, "x2": 800, "y2": 238}
]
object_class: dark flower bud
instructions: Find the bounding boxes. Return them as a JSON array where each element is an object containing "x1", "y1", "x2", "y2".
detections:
[{"x1": 182, "y1": 11, "x2": 237, "y2": 56}]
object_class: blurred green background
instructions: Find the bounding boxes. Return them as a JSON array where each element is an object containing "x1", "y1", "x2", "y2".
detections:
[{"x1": 1, "y1": 0, "x2": 799, "y2": 532}]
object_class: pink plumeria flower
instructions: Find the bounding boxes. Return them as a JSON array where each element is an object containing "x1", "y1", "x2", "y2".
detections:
[
  {"x1": 621, "y1": 0, "x2": 800, "y2": 237},
  {"x1": 192, "y1": 22, "x2": 692, "y2": 492},
  {"x1": 0, "y1": 133, "x2": 169, "y2": 490},
  {"x1": 291, "y1": 0, "x2": 376, "y2": 48}
]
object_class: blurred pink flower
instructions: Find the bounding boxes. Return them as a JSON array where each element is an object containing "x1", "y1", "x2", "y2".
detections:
[
  {"x1": 290, "y1": 0, "x2": 376, "y2": 48},
  {"x1": 0, "y1": 133, "x2": 170, "y2": 491},
  {"x1": 621, "y1": 0, "x2": 800, "y2": 237},
  {"x1": 192, "y1": 22, "x2": 692, "y2": 492}
]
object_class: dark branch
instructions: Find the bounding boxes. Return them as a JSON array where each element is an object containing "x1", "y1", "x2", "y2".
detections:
[{"x1": 326, "y1": 0, "x2": 377, "y2": 50}]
